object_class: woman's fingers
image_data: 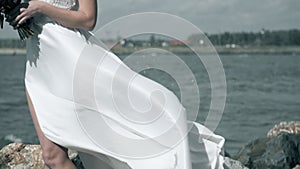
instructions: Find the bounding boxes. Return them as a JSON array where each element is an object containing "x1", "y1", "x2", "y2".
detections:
[
  {"x1": 15, "y1": 8, "x2": 30, "y2": 26},
  {"x1": 20, "y1": 8, "x2": 26, "y2": 13},
  {"x1": 18, "y1": 15, "x2": 30, "y2": 25},
  {"x1": 15, "y1": 8, "x2": 27, "y2": 22}
]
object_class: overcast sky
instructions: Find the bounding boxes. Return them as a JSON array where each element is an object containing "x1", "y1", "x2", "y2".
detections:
[{"x1": 0, "y1": 0, "x2": 299, "y2": 39}]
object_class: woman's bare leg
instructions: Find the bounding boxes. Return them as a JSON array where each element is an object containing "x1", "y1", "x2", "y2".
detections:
[{"x1": 25, "y1": 88, "x2": 76, "y2": 169}]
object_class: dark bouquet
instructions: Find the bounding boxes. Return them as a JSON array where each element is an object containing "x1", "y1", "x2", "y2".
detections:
[{"x1": 0, "y1": 0, "x2": 34, "y2": 40}]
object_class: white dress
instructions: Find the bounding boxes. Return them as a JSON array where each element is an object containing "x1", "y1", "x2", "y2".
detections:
[{"x1": 24, "y1": 0, "x2": 225, "y2": 168}]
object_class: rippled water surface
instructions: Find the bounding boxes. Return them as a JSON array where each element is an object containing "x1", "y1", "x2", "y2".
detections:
[{"x1": 0, "y1": 53, "x2": 299, "y2": 155}]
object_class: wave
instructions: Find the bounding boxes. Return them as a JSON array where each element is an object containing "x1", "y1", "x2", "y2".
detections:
[
  {"x1": 4, "y1": 134, "x2": 23, "y2": 143},
  {"x1": 0, "y1": 134, "x2": 23, "y2": 149}
]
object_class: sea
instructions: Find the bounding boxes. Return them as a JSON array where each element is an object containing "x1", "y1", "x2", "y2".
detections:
[{"x1": 0, "y1": 53, "x2": 299, "y2": 156}]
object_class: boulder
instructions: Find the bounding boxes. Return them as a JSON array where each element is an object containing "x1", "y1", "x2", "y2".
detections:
[
  {"x1": 223, "y1": 157, "x2": 249, "y2": 169},
  {"x1": 0, "y1": 143, "x2": 85, "y2": 169},
  {"x1": 293, "y1": 164, "x2": 300, "y2": 169},
  {"x1": 267, "y1": 121, "x2": 300, "y2": 138},
  {"x1": 234, "y1": 133, "x2": 300, "y2": 169}
]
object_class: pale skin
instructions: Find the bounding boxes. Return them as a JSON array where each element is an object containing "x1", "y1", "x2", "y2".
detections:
[
  {"x1": 16, "y1": 0, "x2": 97, "y2": 31},
  {"x1": 21, "y1": 0, "x2": 97, "y2": 168}
]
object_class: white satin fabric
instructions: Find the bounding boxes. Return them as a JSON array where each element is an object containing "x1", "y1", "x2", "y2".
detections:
[{"x1": 24, "y1": 0, "x2": 225, "y2": 168}]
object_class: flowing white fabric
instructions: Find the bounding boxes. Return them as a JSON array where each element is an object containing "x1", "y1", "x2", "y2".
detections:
[{"x1": 24, "y1": 0, "x2": 225, "y2": 168}]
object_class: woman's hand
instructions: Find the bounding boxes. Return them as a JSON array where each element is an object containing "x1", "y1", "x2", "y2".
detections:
[
  {"x1": 15, "y1": 0, "x2": 43, "y2": 26},
  {"x1": 13, "y1": 0, "x2": 97, "y2": 31}
]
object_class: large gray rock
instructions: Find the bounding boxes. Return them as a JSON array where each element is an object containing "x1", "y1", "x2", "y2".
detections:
[
  {"x1": 234, "y1": 133, "x2": 300, "y2": 169},
  {"x1": 0, "y1": 143, "x2": 85, "y2": 169}
]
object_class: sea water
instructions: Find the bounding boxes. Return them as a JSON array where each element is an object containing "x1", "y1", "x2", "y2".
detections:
[{"x1": 0, "y1": 53, "x2": 299, "y2": 156}]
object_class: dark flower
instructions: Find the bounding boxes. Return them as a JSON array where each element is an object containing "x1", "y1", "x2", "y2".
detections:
[
  {"x1": 0, "y1": 0, "x2": 34, "y2": 40},
  {"x1": 0, "y1": 0, "x2": 5, "y2": 7}
]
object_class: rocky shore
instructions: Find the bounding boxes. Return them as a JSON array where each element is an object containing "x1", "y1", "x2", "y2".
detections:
[
  {"x1": 1, "y1": 121, "x2": 299, "y2": 169},
  {"x1": 0, "y1": 143, "x2": 85, "y2": 169}
]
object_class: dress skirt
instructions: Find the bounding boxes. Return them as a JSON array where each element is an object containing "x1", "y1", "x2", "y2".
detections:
[{"x1": 24, "y1": 12, "x2": 225, "y2": 169}]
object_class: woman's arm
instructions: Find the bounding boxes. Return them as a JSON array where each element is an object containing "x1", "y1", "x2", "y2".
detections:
[{"x1": 15, "y1": 0, "x2": 97, "y2": 31}]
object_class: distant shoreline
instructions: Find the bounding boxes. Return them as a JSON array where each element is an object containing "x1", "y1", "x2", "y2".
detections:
[
  {"x1": 111, "y1": 46, "x2": 300, "y2": 55},
  {"x1": 1, "y1": 46, "x2": 300, "y2": 56},
  {"x1": 0, "y1": 48, "x2": 26, "y2": 56}
]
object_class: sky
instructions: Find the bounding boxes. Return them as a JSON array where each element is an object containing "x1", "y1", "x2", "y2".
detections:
[{"x1": 0, "y1": 0, "x2": 299, "y2": 39}]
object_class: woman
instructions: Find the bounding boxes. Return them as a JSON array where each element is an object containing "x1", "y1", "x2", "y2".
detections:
[
  {"x1": 14, "y1": 0, "x2": 225, "y2": 168},
  {"x1": 15, "y1": 0, "x2": 96, "y2": 168}
]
